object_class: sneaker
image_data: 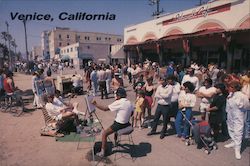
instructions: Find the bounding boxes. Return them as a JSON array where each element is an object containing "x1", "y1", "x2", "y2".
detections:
[
  {"x1": 160, "y1": 134, "x2": 165, "y2": 139},
  {"x1": 235, "y1": 148, "x2": 241, "y2": 160},
  {"x1": 224, "y1": 141, "x2": 235, "y2": 148},
  {"x1": 147, "y1": 131, "x2": 156, "y2": 136},
  {"x1": 96, "y1": 150, "x2": 106, "y2": 158},
  {"x1": 176, "y1": 134, "x2": 182, "y2": 138},
  {"x1": 167, "y1": 124, "x2": 172, "y2": 130},
  {"x1": 181, "y1": 137, "x2": 186, "y2": 141}
]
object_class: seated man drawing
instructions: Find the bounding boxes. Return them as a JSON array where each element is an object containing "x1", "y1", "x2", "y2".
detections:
[{"x1": 92, "y1": 87, "x2": 134, "y2": 157}]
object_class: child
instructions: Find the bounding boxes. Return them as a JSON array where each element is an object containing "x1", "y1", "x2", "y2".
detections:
[
  {"x1": 133, "y1": 90, "x2": 145, "y2": 129},
  {"x1": 175, "y1": 81, "x2": 196, "y2": 140},
  {"x1": 134, "y1": 74, "x2": 145, "y2": 95}
]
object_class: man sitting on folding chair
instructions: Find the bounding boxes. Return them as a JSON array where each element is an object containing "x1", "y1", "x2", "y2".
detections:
[{"x1": 92, "y1": 87, "x2": 134, "y2": 157}]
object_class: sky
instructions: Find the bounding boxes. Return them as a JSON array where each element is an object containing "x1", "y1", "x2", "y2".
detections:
[{"x1": 0, "y1": 0, "x2": 203, "y2": 54}]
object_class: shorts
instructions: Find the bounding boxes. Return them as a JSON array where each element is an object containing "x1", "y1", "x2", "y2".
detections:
[
  {"x1": 110, "y1": 121, "x2": 130, "y2": 132},
  {"x1": 145, "y1": 96, "x2": 153, "y2": 108}
]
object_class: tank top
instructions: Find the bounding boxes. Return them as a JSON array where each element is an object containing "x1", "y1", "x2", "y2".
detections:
[
  {"x1": 3, "y1": 78, "x2": 13, "y2": 93},
  {"x1": 145, "y1": 87, "x2": 154, "y2": 96}
]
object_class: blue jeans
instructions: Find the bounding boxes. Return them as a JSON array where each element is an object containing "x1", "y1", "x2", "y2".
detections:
[{"x1": 175, "y1": 108, "x2": 192, "y2": 138}]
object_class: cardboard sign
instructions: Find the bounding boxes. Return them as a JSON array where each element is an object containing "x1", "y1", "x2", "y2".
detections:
[
  {"x1": 35, "y1": 80, "x2": 45, "y2": 96},
  {"x1": 44, "y1": 79, "x2": 55, "y2": 95}
]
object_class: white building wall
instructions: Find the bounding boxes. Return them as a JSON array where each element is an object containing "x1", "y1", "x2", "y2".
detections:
[
  {"x1": 124, "y1": 0, "x2": 250, "y2": 43},
  {"x1": 41, "y1": 31, "x2": 50, "y2": 59},
  {"x1": 32, "y1": 46, "x2": 43, "y2": 61},
  {"x1": 60, "y1": 42, "x2": 111, "y2": 68}
]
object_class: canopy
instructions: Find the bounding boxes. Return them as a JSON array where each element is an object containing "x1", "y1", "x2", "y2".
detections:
[
  {"x1": 78, "y1": 53, "x2": 93, "y2": 59},
  {"x1": 61, "y1": 54, "x2": 70, "y2": 60}
]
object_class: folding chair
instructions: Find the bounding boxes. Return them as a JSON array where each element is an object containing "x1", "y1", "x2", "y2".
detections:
[
  {"x1": 40, "y1": 108, "x2": 63, "y2": 137},
  {"x1": 114, "y1": 125, "x2": 136, "y2": 161}
]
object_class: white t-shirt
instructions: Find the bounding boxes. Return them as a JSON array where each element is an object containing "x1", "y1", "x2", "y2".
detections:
[
  {"x1": 181, "y1": 74, "x2": 199, "y2": 91},
  {"x1": 108, "y1": 98, "x2": 134, "y2": 124},
  {"x1": 178, "y1": 90, "x2": 196, "y2": 108},
  {"x1": 171, "y1": 82, "x2": 181, "y2": 102},
  {"x1": 198, "y1": 86, "x2": 217, "y2": 103}
]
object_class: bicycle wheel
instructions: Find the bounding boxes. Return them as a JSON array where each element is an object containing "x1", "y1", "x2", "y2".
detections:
[
  {"x1": 11, "y1": 98, "x2": 24, "y2": 117},
  {"x1": 0, "y1": 97, "x2": 8, "y2": 112}
]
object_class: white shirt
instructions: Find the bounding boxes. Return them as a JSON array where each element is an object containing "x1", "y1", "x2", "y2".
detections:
[
  {"x1": 154, "y1": 84, "x2": 173, "y2": 105},
  {"x1": 227, "y1": 91, "x2": 250, "y2": 112},
  {"x1": 71, "y1": 76, "x2": 81, "y2": 87},
  {"x1": 178, "y1": 90, "x2": 196, "y2": 108},
  {"x1": 211, "y1": 68, "x2": 220, "y2": 80},
  {"x1": 108, "y1": 98, "x2": 134, "y2": 124},
  {"x1": 105, "y1": 69, "x2": 112, "y2": 80},
  {"x1": 198, "y1": 86, "x2": 217, "y2": 103},
  {"x1": 97, "y1": 70, "x2": 106, "y2": 81},
  {"x1": 45, "y1": 103, "x2": 64, "y2": 120},
  {"x1": 127, "y1": 67, "x2": 132, "y2": 73},
  {"x1": 181, "y1": 74, "x2": 199, "y2": 91},
  {"x1": 171, "y1": 82, "x2": 181, "y2": 102}
]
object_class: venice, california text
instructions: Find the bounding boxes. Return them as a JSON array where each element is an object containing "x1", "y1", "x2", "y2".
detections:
[{"x1": 10, "y1": 12, "x2": 116, "y2": 21}]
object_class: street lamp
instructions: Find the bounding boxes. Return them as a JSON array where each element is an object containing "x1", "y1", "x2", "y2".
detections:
[
  {"x1": 23, "y1": 18, "x2": 29, "y2": 61},
  {"x1": 149, "y1": 0, "x2": 164, "y2": 18},
  {"x1": 5, "y1": 21, "x2": 12, "y2": 69}
]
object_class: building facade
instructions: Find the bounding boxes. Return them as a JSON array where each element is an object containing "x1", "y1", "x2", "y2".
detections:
[
  {"x1": 31, "y1": 46, "x2": 43, "y2": 61},
  {"x1": 48, "y1": 27, "x2": 123, "y2": 60},
  {"x1": 124, "y1": 0, "x2": 250, "y2": 72},
  {"x1": 59, "y1": 42, "x2": 111, "y2": 69},
  {"x1": 110, "y1": 44, "x2": 126, "y2": 64}
]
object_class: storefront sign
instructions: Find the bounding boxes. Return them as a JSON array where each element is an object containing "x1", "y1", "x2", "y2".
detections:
[{"x1": 163, "y1": 3, "x2": 231, "y2": 26}]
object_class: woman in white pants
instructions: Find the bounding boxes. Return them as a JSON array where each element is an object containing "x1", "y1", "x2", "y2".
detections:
[
  {"x1": 225, "y1": 81, "x2": 250, "y2": 160},
  {"x1": 32, "y1": 71, "x2": 44, "y2": 108}
]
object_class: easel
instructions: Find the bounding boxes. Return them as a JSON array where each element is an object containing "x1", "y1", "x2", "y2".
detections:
[
  {"x1": 80, "y1": 94, "x2": 112, "y2": 165},
  {"x1": 83, "y1": 94, "x2": 112, "y2": 142}
]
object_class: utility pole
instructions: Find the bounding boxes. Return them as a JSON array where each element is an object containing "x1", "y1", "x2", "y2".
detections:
[
  {"x1": 149, "y1": 0, "x2": 164, "y2": 18},
  {"x1": 5, "y1": 21, "x2": 12, "y2": 69},
  {"x1": 23, "y1": 19, "x2": 29, "y2": 61}
]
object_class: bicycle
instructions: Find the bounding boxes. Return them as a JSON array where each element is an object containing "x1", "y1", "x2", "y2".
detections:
[{"x1": 0, "y1": 90, "x2": 25, "y2": 117}]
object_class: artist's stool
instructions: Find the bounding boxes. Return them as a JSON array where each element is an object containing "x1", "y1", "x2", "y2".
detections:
[{"x1": 114, "y1": 125, "x2": 135, "y2": 161}]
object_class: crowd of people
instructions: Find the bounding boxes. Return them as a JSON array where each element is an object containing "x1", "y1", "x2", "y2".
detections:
[
  {"x1": 1, "y1": 60, "x2": 249, "y2": 160},
  {"x1": 79, "y1": 61, "x2": 250, "y2": 160}
]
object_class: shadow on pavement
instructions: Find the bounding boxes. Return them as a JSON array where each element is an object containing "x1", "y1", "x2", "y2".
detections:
[
  {"x1": 86, "y1": 141, "x2": 152, "y2": 164},
  {"x1": 241, "y1": 138, "x2": 250, "y2": 153}
]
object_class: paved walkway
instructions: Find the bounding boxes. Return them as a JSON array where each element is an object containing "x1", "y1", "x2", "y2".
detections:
[{"x1": 0, "y1": 73, "x2": 249, "y2": 166}]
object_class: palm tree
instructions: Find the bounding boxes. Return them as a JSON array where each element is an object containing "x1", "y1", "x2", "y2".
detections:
[
  {"x1": 11, "y1": 39, "x2": 17, "y2": 61},
  {"x1": 6, "y1": 33, "x2": 12, "y2": 44},
  {"x1": 11, "y1": 39, "x2": 17, "y2": 53},
  {"x1": 1, "y1": 32, "x2": 8, "y2": 46}
]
